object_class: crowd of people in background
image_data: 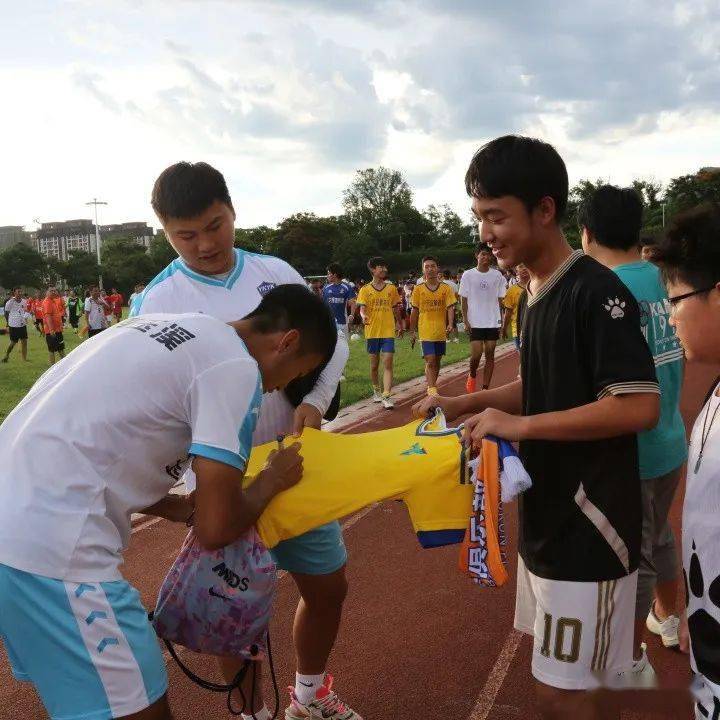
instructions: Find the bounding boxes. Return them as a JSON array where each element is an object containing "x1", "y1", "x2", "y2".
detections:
[{"x1": 1, "y1": 284, "x2": 144, "y2": 365}]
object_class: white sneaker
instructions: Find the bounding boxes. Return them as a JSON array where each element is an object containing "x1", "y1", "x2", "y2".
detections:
[
  {"x1": 371, "y1": 388, "x2": 383, "y2": 403},
  {"x1": 646, "y1": 604, "x2": 680, "y2": 648},
  {"x1": 453, "y1": 338, "x2": 459, "y2": 343},
  {"x1": 615, "y1": 643, "x2": 657, "y2": 688},
  {"x1": 381, "y1": 395, "x2": 394, "y2": 409},
  {"x1": 339, "y1": 375, "x2": 346, "y2": 382}
]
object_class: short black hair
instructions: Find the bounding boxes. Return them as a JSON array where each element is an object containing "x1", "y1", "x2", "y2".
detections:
[
  {"x1": 12, "y1": 287, "x2": 21, "y2": 292},
  {"x1": 244, "y1": 284, "x2": 337, "y2": 364},
  {"x1": 442, "y1": 269, "x2": 451, "y2": 278},
  {"x1": 465, "y1": 135, "x2": 568, "y2": 221},
  {"x1": 475, "y1": 242, "x2": 491, "y2": 255},
  {"x1": 327, "y1": 262, "x2": 343, "y2": 277},
  {"x1": 151, "y1": 162, "x2": 233, "y2": 220},
  {"x1": 653, "y1": 203, "x2": 720, "y2": 290},
  {"x1": 577, "y1": 185, "x2": 643, "y2": 251},
  {"x1": 367, "y1": 257, "x2": 385, "y2": 271},
  {"x1": 422, "y1": 255, "x2": 439, "y2": 265}
]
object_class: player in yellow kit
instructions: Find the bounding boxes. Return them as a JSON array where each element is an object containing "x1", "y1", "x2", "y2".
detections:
[
  {"x1": 356, "y1": 257, "x2": 403, "y2": 409},
  {"x1": 409, "y1": 256, "x2": 456, "y2": 396}
]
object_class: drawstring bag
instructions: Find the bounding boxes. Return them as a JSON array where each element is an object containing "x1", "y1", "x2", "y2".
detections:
[{"x1": 151, "y1": 527, "x2": 279, "y2": 716}]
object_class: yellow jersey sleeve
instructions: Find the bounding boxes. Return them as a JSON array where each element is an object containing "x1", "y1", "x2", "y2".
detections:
[{"x1": 244, "y1": 419, "x2": 473, "y2": 550}]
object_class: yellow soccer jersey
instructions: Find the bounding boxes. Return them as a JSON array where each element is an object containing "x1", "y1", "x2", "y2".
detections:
[
  {"x1": 245, "y1": 414, "x2": 473, "y2": 550},
  {"x1": 356, "y1": 282, "x2": 401, "y2": 339},
  {"x1": 411, "y1": 282, "x2": 456, "y2": 341},
  {"x1": 502, "y1": 284, "x2": 523, "y2": 337}
]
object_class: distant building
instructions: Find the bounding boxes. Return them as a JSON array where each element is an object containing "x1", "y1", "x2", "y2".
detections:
[
  {"x1": 0, "y1": 226, "x2": 34, "y2": 251},
  {"x1": 36, "y1": 220, "x2": 155, "y2": 260},
  {"x1": 36, "y1": 219, "x2": 97, "y2": 261},
  {"x1": 100, "y1": 221, "x2": 154, "y2": 248}
]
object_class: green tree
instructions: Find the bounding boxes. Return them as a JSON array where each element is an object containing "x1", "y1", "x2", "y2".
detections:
[
  {"x1": 665, "y1": 170, "x2": 720, "y2": 215},
  {"x1": 60, "y1": 250, "x2": 100, "y2": 289},
  {"x1": 100, "y1": 237, "x2": 155, "y2": 296},
  {"x1": 0, "y1": 243, "x2": 47, "y2": 289},
  {"x1": 235, "y1": 226, "x2": 274, "y2": 254},
  {"x1": 423, "y1": 204, "x2": 474, "y2": 247},
  {"x1": 266, "y1": 214, "x2": 342, "y2": 276},
  {"x1": 564, "y1": 178, "x2": 607, "y2": 249},
  {"x1": 148, "y1": 232, "x2": 177, "y2": 273}
]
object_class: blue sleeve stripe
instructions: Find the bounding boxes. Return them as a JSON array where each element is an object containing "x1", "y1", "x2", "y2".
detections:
[
  {"x1": 189, "y1": 443, "x2": 246, "y2": 470},
  {"x1": 130, "y1": 260, "x2": 179, "y2": 316}
]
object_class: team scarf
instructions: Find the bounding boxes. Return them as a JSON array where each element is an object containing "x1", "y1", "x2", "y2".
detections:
[{"x1": 459, "y1": 436, "x2": 532, "y2": 587}]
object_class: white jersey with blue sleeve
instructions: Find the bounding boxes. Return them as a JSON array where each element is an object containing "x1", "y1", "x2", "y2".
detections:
[
  {"x1": 0, "y1": 312, "x2": 262, "y2": 582},
  {"x1": 131, "y1": 248, "x2": 348, "y2": 445}
]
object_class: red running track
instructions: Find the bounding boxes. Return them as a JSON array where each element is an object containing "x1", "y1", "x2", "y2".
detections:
[{"x1": 1, "y1": 352, "x2": 716, "y2": 719}]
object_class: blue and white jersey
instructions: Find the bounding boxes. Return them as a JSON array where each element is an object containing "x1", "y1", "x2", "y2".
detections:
[
  {"x1": 322, "y1": 282, "x2": 355, "y2": 325},
  {"x1": 132, "y1": 248, "x2": 349, "y2": 445},
  {"x1": 0, "y1": 313, "x2": 262, "y2": 582}
]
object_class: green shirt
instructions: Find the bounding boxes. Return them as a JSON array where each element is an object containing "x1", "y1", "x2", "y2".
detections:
[{"x1": 614, "y1": 261, "x2": 687, "y2": 479}]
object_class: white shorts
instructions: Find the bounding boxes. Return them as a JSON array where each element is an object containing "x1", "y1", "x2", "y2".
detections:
[{"x1": 514, "y1": 554, "x2": 637, "y2": 690}]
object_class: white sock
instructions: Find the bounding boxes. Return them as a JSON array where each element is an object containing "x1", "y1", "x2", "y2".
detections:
[
  {"x1": 241, "y1": 706, "x2": 271, "y2": 720},
  {"x1": 295, "y1": 672, "x2": 325, "y2": 705}
]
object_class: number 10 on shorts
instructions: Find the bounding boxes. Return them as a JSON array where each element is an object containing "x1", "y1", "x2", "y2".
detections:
[{"x1": 539, "y1": 614, "x2": 582, "y2": 664}]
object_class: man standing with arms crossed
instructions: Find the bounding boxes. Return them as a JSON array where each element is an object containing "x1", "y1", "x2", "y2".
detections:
[
  {"x1": 580, "y1": 185, "x2": 687, "y2": 680},
  {"x1": 459, "y1": 243, "x2": 507, "y2": 392},
  {"x1": 409, "y1": 256, "x2": 456, "y2": 396},
  {"x1": 2, "y1": 288, "x2": 28, "y2": 363},
  {"x1": 356, "y1": 257, "x2": 402, "y2": 409},
  {"x1": 132, "y1": 162, "x2": 357, "y2": 720},
  {"x1": 414, "y1": 136, "x2": 659, "y2": 720}
]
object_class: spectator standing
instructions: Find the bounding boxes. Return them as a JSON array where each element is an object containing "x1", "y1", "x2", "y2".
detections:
[
  {"x1": 459, "y1": 243, "x2": 507, "y2": 392},
  {"x1": 41, "y1": 287, "x2": 66, "y2": 365},
  {"x1": 2, "y1": 288, "x2": 29, "y2": 363},
  {"x1": 31, "y1": 291, "x2": 44, "y2": 334},
  {"x1": 66, "y1": 290, "x2": 81, "y2": 334},
  {"x1": 108, "y1": 287, "x2": 124, "y2": 324},
  {"x1": 580, "y1": 185, "x2": 687, "y2": 680},
  {"x1": 85, "y1": 287, "x2": 109, "y2": 338},
  {"x1": 128, "y1": 284, "x2": 145, "y2": 313},
  {"x1": 501, "y1": 265, "x2": 530, "y2": 351},
  {"x1": 100, "y1": 290, "x2": 113, "y2": 327},
  {"x1": 322, "y1": 263, "x2": 356, "y2": 336},
  {"x1": 443, "y1": 269, "x2": 461, "y2": 343}
]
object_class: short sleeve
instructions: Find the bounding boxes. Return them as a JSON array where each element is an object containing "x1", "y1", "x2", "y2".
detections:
[
  {"x1": 356, "y1": 287, "x2": 367, "y2": 306},
  {"x1": 445, "y1": 286, "x2": 456, "y2": 307},
  {"x1": 410, "y1": 286, "x2": 420, "y2": 308},
  {"x1": 580, "y1": 274, "x2": 659, "y2": 400},
  {"x1": 497, "y1": 275, "x2": 507, "y2": 298},
  {"x1": 346, "y1": 284, "x2": 356, "y2": 300},
  {"x1": 187, "y1": 359, "x2": 263, "y2": 470},
  {"x1": 458, "y1": 273, "x2": 468, "y2": 297},
  {"x1": 391, "y1": 286, "x2": 401, "y2": 306}
]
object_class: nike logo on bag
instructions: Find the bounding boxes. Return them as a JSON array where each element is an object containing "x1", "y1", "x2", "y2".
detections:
[
  {"x1": 208, "y1": 587, "x2": 232, "y2": 601},
  {"x1": 298, "y1": 681, "x2": 314, "y2": 687}
]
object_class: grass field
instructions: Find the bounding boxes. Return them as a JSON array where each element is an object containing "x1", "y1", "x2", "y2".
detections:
[{"x1": 0, "y1": 318, "x2": 473, "y2": 422}]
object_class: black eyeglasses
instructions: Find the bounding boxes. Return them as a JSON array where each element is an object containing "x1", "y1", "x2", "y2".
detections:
[{"x1": 667, "y1": 287, "x2": 716, "y2": 307}]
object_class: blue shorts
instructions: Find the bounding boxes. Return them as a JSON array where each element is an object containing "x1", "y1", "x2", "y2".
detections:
[
  {"x1": 270, "y1": 521, "x2": 347, "y2": 575},
  {"x1": 366, "y1": 337, "x2": 395, "y2": 354},
  {"x1": 0, "y1": 563, "x2": 167, "y2": 720},
  {"x1": 421, "y1": 340, "x2": 446, "y2": 357}
]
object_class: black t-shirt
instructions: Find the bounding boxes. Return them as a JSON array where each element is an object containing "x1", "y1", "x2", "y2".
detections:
[{"x1": 518, "y1": 252, "x2": 659, "y2": 582}]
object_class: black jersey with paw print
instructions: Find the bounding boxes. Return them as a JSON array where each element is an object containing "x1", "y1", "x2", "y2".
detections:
[
  {"x1": 518, "y1": 252, "x2": 659, "y2": 581},
  {"x1": 685, "y1": 381, "x2": 720, "y2": 712}
]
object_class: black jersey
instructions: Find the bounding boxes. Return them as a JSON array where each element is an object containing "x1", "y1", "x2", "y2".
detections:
[{"x1": 518, "y1": 251, "x2": 659, "y2": 582}]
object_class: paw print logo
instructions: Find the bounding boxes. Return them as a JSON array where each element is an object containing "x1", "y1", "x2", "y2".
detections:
[
  {"x1": 604, "y1": 297, "x2": 626, "y2": 319},
  {"x1": 686, "y1": 540, "x2": 720, "y2": 685}
]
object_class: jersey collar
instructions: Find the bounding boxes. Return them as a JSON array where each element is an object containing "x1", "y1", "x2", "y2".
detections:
[
  {"x1": 527, "y1": 250, "x2": 583, "y2": 307},
  {"x1": 176, "y1": 248, "x2": 246, "y2": 290}
]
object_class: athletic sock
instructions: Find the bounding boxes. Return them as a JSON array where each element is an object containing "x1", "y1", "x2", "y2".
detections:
[
  {"x1": 382, "y1": 390, "x2": 391, "y2": 398},
  {"x1": 482, "y1": 384, "x2": 489, "y2": 390},
  {"x1": 295, "y1": 672, "x2": 325, "y2": 705},
  {"x1": 241, "y1": 706, "x2": 271, "y2": 720}
]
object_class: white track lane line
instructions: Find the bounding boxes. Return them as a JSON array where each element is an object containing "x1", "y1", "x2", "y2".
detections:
[{"x1": 467, "y1": 629, "x2": 523, "y2": 720}]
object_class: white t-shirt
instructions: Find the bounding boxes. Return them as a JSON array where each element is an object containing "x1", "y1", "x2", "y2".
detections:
[
  {"x1": 458, "y1": 267, "x2": 507, "y2": 329},
  {"x1": 132, "y1": 248, "x2": 349, "y2": 446},
  {"x1": 4, "y1": 297, "x2": 27, "y2": 328},
  {"x1": 84, "y1": 297, "x2": 107, "y2": 329},
  {"x1": 684, "y1": 381, "x2": 720, "y2": 708},
  {"x1": 443, "y1": 279, "x2": 459, "y2": 295},
  {"x1": 0, "y1": 313, "x2": 262, "y2": 582}
]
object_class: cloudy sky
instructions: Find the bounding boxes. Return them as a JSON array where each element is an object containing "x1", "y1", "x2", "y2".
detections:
[{"x1": 2, "y1": 0, "x2": 719, "y2": 231}]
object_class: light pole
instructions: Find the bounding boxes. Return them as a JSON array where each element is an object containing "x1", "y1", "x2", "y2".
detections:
[
  {"x1": 662, "y1": 202, "x2": 666, "y2": 228},
  {"x1": 86, "y1": 198, "x2": 107, "y2": 288}
]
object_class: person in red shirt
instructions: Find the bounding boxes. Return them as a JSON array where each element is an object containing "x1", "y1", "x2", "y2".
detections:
[
  {"x1": 108, "y1": 288, "x2": 124, "y2": 324},
  {"x1": 30, "y1": 291, "x2": 44, "y2": 334},
  {"x1": 41, "y1": 287, "x2": 66, "y2": 365}
]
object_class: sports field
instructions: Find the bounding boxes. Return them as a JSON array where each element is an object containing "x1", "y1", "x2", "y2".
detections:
[{"x1": 0, "y1": 317, "x2": 472, "y2": 422}]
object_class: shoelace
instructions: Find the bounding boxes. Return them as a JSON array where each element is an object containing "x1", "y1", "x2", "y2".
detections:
[{"x1": 313, "y1": 691, "x2": 352, "y2": 719}]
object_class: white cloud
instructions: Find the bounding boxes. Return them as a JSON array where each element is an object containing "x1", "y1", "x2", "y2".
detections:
[{"x1": 1, "y1": 0, "x2": 720, "y2": 233}]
